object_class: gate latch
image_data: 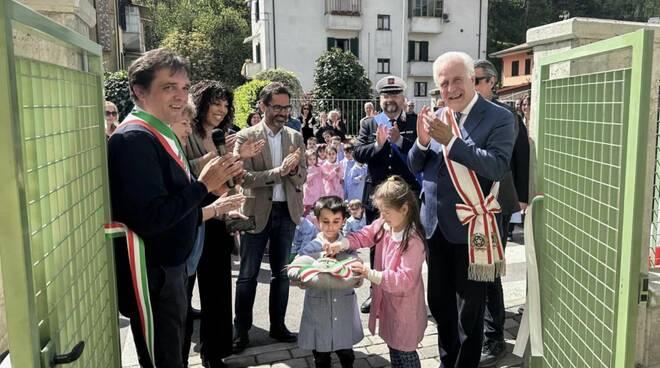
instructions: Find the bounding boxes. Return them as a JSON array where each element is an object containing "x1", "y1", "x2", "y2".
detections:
[{"x1": 639, "y1": 273, "x2": 649, "y2": 303}]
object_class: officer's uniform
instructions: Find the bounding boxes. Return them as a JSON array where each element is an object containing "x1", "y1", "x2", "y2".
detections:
[{"x1": 352, "y1": 76, "x2": 421, "y2": 224}]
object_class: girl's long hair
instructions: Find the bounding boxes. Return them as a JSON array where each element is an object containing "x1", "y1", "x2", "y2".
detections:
[{"x1": 371, "y1": 175, "x2": 426, "y2": 253}]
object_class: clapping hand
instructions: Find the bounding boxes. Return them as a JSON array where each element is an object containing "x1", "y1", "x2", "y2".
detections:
[
  {"x1": 280, "y1": 147, "x2": 301, "y2": 176},
  {"x1": 423, "y1": 108, "x2": 454, "y2": 146},
  {"x1": 226, "y1": 133, "x2": 237, "y2": 153},
  {"x1": 238, "y1": 137, "x2": 266, "y2": 159},
  {"x1": 198, "y1": 154, "x2": 243, "y2": 193},
  {"x1": 416, "y1": 106, "x2": 432, "y2": 146},
  {"x1": 376, "y1": 124, "x2": 388, "y2": 147},
  {"x1": 211, "y1": 193, "x2": 246, "y2": 218}
]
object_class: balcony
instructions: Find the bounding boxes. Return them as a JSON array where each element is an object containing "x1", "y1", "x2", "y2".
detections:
[
  {"x1": 408, "y1": 61, "x2": 433, "y2": 77},
  {"x1": 409, "y1": 16, "x2": 444, "y2": 34},
  {"x1": 241, "y1": 61, "x2": 262, "y2": 79},
  {"x1": 325, "y1": 0, "x2": 362, "y2": 30}
]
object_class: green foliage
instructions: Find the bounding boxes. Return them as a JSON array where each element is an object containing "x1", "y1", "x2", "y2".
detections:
[
  {"x1": 312, "y1": 48, "x2": 372, "y2": 123},
  {"x1": 313, "y1": 48, "x2": 371, "y2": 101},
  {"x1": 147, "y1": 0, "x2": 250, "y2": 87},
  {"x1": 254, "y1": 69, "x2": 303, "y2": 99},
  {"x1": 160, "y1": 31, "x2": 215, "y2": 83},
  {"x1": 234, "y1": 79, "x2": 271, "y2": 129},
  {"x1": 488, "y1": 0, "x2": 660, "y2": 77},
  {"x1": 103, "y1": 70, "x2": 133, "y2": 121}
]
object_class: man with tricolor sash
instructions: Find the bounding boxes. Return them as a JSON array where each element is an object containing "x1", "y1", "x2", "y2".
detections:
[
  {"x1": 408, "y1": 52, "x2": 515, "y2": 368},
  {"x1": 107, "y1": 48, "x2": 242, "y2": 368}
]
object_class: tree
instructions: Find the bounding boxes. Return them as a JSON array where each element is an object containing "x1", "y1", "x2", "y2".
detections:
[
  {"x1": 147, "y1": 0, "x2": 250, "y2": 87},
  {"x1": 234, "y1": 79, "x2": 271, "y2": 128},
  {"x1": 254, "y1": 69, "x2": 303, "y2": 100},
  {"x1": 103, "y1": 70, "x2": 133, "y2": 120},
  {"x1": 160, "y1": 30, "x2": 215, "y2": 83}
]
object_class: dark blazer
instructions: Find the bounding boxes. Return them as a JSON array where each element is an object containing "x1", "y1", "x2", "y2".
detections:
[
  {"x1": 108, "y1": 123, "x2": 207, "y2": 267},
  {"x1": 408, "y1": 95, "x2": 515, "y2": 243},
  {"x1": 510, "y1": 115, "x2": 530, "y2": 203},
  {"x1": 354, "y1": 112, "x2": 420, "y2": 209},
  {"x1": 492, "y1": 99, "x2": 520, "y2": 214}
]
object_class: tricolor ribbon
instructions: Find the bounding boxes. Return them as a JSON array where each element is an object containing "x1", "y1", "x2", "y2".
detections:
[
  {"x1": 441, "y1": 110, "x2": 505, "y2": 281},
  {"x1": 104, "y1": 222, "x2": 155, "y2": 364},
  {"x1": 288, "y1": 257, "x2": 362, "y2": 283}
]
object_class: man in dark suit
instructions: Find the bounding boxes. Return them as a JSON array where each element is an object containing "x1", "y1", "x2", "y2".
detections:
[
  {"x1": 108, "y1": 48, "x2": 242, "y2": 368},
  {"x1": 409, "y1": 52, "x2": 515, "y2": 368},
  {"x1": 353, "y1": 75, "x2": 420, "y2": 313},
  {"x1": 474, "y1": 59, "x2": 530, "y2": 367}
]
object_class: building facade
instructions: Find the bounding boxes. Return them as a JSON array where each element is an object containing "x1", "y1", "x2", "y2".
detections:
[
  {"x1": 489, "y1": 42, "x2": 533, "y2": 103},
  {"x1": 243, "y1": 0, "x2": 489, "y2": 98}
]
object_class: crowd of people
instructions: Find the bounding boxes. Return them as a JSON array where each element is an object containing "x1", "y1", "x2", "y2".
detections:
[{"x1": 105, "y1": 47, "x2": 530, "y2": 368}]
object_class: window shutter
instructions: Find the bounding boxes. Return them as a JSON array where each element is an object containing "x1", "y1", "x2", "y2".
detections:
[
  {"x1": 421, "y1": 42, "x2": 429, "y2": 62},
  {"x1": 408, "y1": 41, "x2": 415, "y2": 61},
  {"x1": 327, "y1": 37, "x2": 335, "y2": 51},
  {"x1": 350, "y1": 37, "x2": 359, "y2": 57}
]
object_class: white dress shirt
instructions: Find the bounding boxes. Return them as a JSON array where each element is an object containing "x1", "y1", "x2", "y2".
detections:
[
  {"x1": 416, "y1": 92, "x2": 479, "y2": 153},
  {"x1": 266, "y1": 124, "x2": 286, "y2": 201}
]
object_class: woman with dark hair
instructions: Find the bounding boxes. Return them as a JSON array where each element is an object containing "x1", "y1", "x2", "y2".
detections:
[
  {"x1": 182, "y1": 80, "x2": 243, "y2": 368},
  {"x1": 246, "y1": 111, "x2": 261, "y2": 127},
  {"x1": 297, "y1": 103, "x2": 316, "y2": 143}
]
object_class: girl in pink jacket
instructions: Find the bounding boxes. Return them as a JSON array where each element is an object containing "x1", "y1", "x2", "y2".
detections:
[
  {"x1": 304, "y1": 149, "x2": 324, "y2": 211},
  {"x1": 325, "y1": 176, "x2": 427, "y2": 367},
  {"x1": 321, "y1": 145, "x2": 344, "y2": 198}
]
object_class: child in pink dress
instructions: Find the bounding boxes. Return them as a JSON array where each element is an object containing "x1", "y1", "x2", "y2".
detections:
[
  {"x1": 325, "y1": 176, "x2": 427, "y2": 367},
  {"x1": 316, "y1": 144, "x2": 327, "y2": 164},
  {"x1": 321, "y1": 145, "x2": 344, "y2": 199},
  {"x1": 303, "y1": 150, "x2": 324, "y2": 212}
]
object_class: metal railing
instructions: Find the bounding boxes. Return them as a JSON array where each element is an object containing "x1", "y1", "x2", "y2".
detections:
[
  {"x1": 291, "y1": 97, "x2": 434, "y2": 137},
  {"x1": 325, "y1": 0, "x2": 361, "y2": 16}
]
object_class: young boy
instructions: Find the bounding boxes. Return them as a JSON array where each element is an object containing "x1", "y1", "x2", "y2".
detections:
[
  {"x1": 341, "y1": 143, "x2": 356, "y2": 195},
  {"x1": 295, "y1": 196, "x2": 363, "y2": 367},
  {"x1": 331, "y1": 135, "x2": 344, "y2": 162},
  {"x1": 343, "y1": 199, "x2": 366, "y2": 234},
  {"x1": 307, "y1": 136, "x2": 318, "y2": 151}
]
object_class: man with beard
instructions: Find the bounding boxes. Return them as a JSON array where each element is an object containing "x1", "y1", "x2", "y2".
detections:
[
  {"x1": 353, "y1": 75, "x2": 420, "y2": 313},
  {"x1": 232, "y1": 82, "x2": 307, "y2": 352}
]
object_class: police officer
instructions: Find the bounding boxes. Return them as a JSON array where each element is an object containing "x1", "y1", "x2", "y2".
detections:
[{"x1": 353, "y1": 75, "x2": 421, "y2": 313}]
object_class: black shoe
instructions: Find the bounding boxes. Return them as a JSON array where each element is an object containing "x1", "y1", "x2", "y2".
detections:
[
  {"x1": 479, "y1": 340, "x2": 506, "y2": 367},
  {"x1": 269, "y1": 327, "x2": 297, "y2": 343},
  {"x1": 360, "y1": 296, "x2": 371, "y2": 314},
  {"x1": 189, "y1": 307, "x2": 202, "y2": 320},
  {"x1": 232, "y1": 332, "x2": 249, "y2": 354},
  {"x1": 202, "y1": 357, "x2": 228, "y2": 368}
]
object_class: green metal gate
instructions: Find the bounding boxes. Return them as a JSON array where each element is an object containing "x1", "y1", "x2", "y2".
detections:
[
  {"x1": 533, "y1": 29, "x2": 654, "y2": 367},
  {"x1": 0, "y1": 1, "x2": 120, "y2": 367}
]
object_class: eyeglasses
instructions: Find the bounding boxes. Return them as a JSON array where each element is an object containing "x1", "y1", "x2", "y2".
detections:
[
  {"x1": 268, "y1": 104, "x2": 293, "y2": 113},
  {"x1": 474, "y1": 76, "x2": 488, "y2": 85},
  {"x1": 105, "y1": 110, "x2": 118, "y2": 117}
]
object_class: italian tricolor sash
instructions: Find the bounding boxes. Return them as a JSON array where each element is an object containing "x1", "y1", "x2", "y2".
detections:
[
  {"x1": 104, "y1": 222, "x2": 155, "y2": 364},
  {"x1": 120, "y1": 110, "x2": 191, "y2": 180},
  {"x1": 442, "y1": 110, "x2": 505, "y2": 281},
  {"x1": 104, "y1": 110, "x2": 191, "y2": 364}
]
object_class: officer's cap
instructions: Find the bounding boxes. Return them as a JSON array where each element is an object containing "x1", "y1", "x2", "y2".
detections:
[{"x1": 376, "y1": 76, "x2": 406, "y2": 95}]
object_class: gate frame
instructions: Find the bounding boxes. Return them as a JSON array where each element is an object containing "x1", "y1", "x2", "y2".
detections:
[
  {"x1": 0, "y1": 0, "x2": 119, "y2": 366},
  {"x1": 535, "y1": 29, "x2": 654, "y2": 367}
]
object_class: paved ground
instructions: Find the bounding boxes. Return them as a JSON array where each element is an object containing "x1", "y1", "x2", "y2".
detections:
[{"x1": 121, "y1": 227, "x2": 527, "y2": 368}]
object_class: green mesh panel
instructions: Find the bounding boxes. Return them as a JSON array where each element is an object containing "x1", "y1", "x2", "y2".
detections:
[
  {"x1": 538, "y1": 69, "x2": 630, "y2": 367},
  {"x1": 15, "y1": 57, "x2": 116, "y2": 367}
]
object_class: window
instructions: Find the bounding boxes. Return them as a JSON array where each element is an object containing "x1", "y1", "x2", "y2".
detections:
[
  {"x1": 377, "y1": 15, "x2": 390, "y2": 30},
  {"x1": 327, "y1": 37, "x2": 359, "y2": 57},
  {"x1": 524, "y1": 58, "x2": 531, "y2": 75},
  {"x1": 408, "y1": 41, "x2": 429, "y2": 62},
  {"x1": 377, "y1": 59, "x2": 390, "y2": 74},
  {"x1": 511, "y1": 60, "x2": 520, "y2": 77},
  {"x1": 255, "y1": 43, "x2": 261, "y2": 63},
  {"x1": 125, "y1": 5, "x2": 140, "y2": 33},
  {"x1": 414, "y1": 82, "x2": 427, "y2": 97},
  {"x1": 411, "y1": 0, "x2": 444, "y2": 17},
  {"x1": 255, "y1": 0, "x2": 260, "y2": 21}
]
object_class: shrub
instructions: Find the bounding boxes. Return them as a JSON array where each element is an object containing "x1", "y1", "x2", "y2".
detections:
[
  {"x1": 234, "y1": 79, "x2": 271, "y2": 128},
  {"x1": 103, "y1": 70, "x2": 133, "y2": 120},
  {"x1": 253, "y1": 69, "x2": 303, "y2": 100}
]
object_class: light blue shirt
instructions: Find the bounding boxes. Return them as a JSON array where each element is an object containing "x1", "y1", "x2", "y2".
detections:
[
  {"x1": 343, "y1": 215, "x2": 366, "y2": 235},
  {"x1": 345, "y1": 163, "x2": 367, "y2": 201},
  {"x1": 292, "y1": 217, "x2": 319, "y2": 255},
  {"x1": 266, "y1": 124, "x2": 286, "y2": 201}
]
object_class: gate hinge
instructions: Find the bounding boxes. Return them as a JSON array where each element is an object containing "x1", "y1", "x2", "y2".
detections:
[{"x1": 639, "y1": 273, "x2": 649, "y2": 303}]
